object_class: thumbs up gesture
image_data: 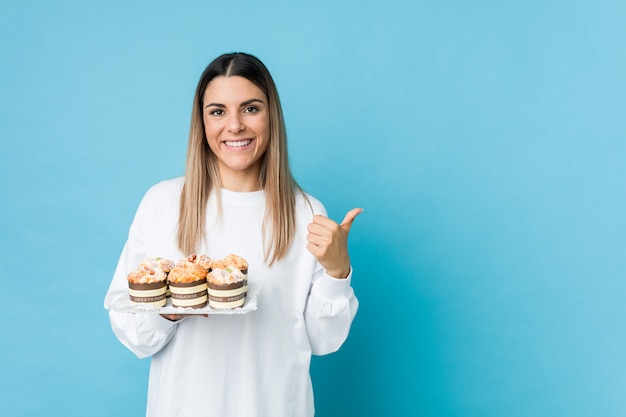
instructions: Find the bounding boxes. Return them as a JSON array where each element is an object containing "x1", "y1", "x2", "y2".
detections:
[{"x1": 306, "y1": 208, "x2": 363, "y2": 279}]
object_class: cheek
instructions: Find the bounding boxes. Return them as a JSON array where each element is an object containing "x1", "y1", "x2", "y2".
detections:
[
  {"x1": 203, "y1": 128, "x2": 220, "y2": 155},
  {"x1": 254, "y1": 123, "x2": 271, "y2": 154},
  {"x1": 256, "y1": 116, "x2": 271, "y2": 142},
  {"x1": 203, "y1": 121, "x2": 219, "y2": 142}
]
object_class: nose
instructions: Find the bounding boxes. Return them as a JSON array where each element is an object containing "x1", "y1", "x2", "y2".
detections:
[{"x1": 227, "y1": 113, "x2": 245, "y2": 133}]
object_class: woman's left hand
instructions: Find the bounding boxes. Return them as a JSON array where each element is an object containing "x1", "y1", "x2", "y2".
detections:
[{"x1": 306, "y1": 208, "x2": 362, "y2": 279}]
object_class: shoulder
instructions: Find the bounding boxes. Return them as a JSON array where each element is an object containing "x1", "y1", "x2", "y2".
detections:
[
  {"x1": 142, "y1": 177, "x2": 184, "y2": 201},
  {"x1": 296, "y1": 190, "x2": 327, "y2": 217},
  {"x1": 136, "y1": 177, "x2": 184, "y2": 213}
]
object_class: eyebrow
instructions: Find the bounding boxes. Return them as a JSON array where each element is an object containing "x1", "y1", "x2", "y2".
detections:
[{"x1": 204, "y1": 98, "x2": 265, "y2": 109}]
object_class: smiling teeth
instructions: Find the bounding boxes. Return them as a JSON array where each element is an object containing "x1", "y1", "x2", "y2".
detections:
[{"x1": 225, "y1": 140, "x2": 252, "y2": 147}]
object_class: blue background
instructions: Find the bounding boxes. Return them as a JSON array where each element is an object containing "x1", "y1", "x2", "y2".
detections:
[{"x1": 1, "y1": 1, "x2": 625, "y2": 416}]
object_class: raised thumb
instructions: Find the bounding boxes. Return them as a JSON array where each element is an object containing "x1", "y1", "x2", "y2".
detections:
[{"x1": 340, "y1": 208, "x2": 363, "y2": 232}]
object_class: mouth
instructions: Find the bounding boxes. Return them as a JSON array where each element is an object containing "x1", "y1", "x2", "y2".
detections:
[{"x1": 223, "y1": 139, "x2": 253, "y2": 148}]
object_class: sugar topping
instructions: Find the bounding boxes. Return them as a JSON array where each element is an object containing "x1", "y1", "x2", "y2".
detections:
[
  {"x1": 189, "y1": 254, "x2": 212, "y2": 271},
  {"x1": 208, "y1": 267, "x2": 246, "y2": 285},
  {"x1": 168, "y1": 257, "x2": 209, "y2": 283},
  {"x1": 127, "y1": 257, "x2": 172, "y2": 284}
]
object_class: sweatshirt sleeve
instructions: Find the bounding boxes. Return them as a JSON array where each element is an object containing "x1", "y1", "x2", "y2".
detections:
[
  {"x1": 103, "y1": 184, "x2": 180, "y2": 359},
  {"x1": 304, "y1": 265, "x2": 359, "y2": 356}
]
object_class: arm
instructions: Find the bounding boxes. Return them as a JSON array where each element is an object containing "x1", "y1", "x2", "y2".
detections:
[
  {"x1": 108, "y1": 310, "x2": 179, "y2": 359},
  {"x1": 305, "y1": 267, "x2": 359, "y2": 355},
  {"x1": 103, "y1": 185, "x2": 181, "y2": 359},
  {"x1": 305, "y1": 207, "x2": 362, "y2": 355}
]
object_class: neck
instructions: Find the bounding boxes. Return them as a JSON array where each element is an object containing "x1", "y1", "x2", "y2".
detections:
[{"x1": 218, "y1": 167, "x2": 262, "y2": 192}]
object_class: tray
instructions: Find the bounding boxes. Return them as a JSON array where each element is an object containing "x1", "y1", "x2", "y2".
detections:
[{"x1": 108, "y1": 282, "x2": 258, "y2": 315}]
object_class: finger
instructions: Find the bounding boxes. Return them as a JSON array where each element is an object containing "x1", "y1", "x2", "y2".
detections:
[
  {"x1": 307, "y1": 222, "x2": 334, "y2": 239},
  {"x1": 340, "y1": 208, "x2": 363, "y2": 232},
  {"x1": 311, "y1": 214, "x2": 337, "y2": 228},
  {"x1": 306, "y1": 242, "x2": 321, "y2": 257}
]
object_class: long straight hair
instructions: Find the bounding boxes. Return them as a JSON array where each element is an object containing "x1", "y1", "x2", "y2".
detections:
[{"x1": 177, "y1": 52, "x2": 302, "y2": 264}]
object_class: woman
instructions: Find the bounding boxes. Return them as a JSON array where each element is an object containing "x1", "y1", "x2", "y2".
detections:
[{"x1": 104, "y1": 52, "x2": 360, "y2": 417}]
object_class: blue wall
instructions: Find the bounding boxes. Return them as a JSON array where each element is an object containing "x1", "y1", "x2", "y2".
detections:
[{"x1": 1, "y1": 1, "x2": 625, "y2": 416}]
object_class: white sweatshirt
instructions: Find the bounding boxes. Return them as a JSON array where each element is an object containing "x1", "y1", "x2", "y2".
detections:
[{"x1": 103, "y1": 177, "x2": 358, "y2": 417}]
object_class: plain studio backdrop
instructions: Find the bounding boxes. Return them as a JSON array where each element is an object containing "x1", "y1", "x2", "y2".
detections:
[{"x1": 1, "y1": 1, "x2": 625, "y2": 416}]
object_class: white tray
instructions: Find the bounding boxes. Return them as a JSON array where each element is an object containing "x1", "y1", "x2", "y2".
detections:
[{"x1": 109, "y1": 282, "x2": 258, "y2": 315}]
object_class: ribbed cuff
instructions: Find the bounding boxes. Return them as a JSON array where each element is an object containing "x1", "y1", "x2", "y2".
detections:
[{"x1": 318, "y1": 267, "x2": 353, "y2": 300}]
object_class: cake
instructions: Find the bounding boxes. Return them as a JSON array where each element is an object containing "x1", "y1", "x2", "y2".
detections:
[
  {"x1": 211, "y1": 254, "x2": 248, "y2": 294},
  {"x1": 207, "y1": 266, "x2": 247, "y2": 309},
  {"x1": 223, "y1": 253, "x2": 248, "y2": 275},
  {"x1": 190, "y1": 254, "x2": 212, "y2": 271},
  {"x1": 127, "y1": 258, "x2": 174, "y2": 307},
  {"x1": 157, "y1": 258, "x2": 175, "y2": 299},
  {"x1": 127, "y1": 254, "x2": 248, "y2": 310},
  {"x1": 167, "y1": 256, "x2": 209, "y2": 308}
]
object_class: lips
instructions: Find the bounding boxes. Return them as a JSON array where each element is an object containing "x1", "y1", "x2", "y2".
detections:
[{"x1": 223, "y1": 139, "x2": 253, "y2": 148}]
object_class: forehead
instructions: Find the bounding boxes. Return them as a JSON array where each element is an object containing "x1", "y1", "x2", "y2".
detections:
[{"x1": 202, "y1": 76, "x2": 266, "y2": 103}]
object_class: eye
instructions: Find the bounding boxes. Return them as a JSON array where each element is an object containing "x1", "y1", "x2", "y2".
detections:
[
  {"x1": 209, "y1": 109, "x2": 225, "y2": 116},
  {"x1": 243, "y1": 106, "x2": 259, "y2": 114}
]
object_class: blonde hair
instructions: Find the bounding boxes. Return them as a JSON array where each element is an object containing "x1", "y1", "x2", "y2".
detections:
[{"x1": 177, "y1": 52, "x2": 302, "y2": 265}]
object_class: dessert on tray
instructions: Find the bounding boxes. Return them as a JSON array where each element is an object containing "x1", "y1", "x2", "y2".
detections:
[
  {"x1": 126, "y1": 254, "x2": 250, "y2": 310},
  {"x1": 207, "y1": 267, "x2": 248, "y2": 309},
  {"x1": 127, "y1": 258, "x2": 175, "y2": 307},
  {"x1": 167, "y1": 256, "x2": 210, "y2": 309}
]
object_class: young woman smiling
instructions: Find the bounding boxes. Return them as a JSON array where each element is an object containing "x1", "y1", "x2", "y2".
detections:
[{"x1": 104, "y1": 52, "x2": 361, "y2": 417}]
